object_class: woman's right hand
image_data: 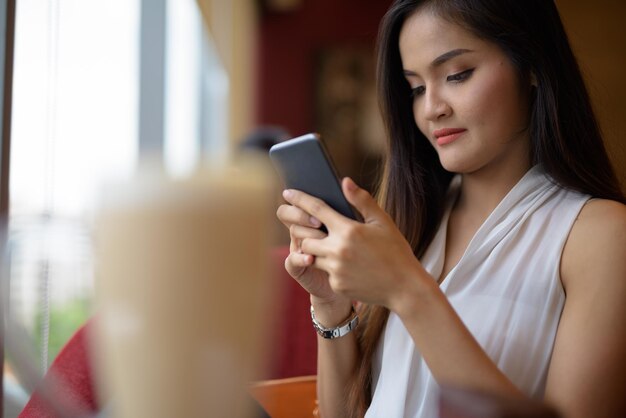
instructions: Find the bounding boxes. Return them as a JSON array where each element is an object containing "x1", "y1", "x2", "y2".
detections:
[{"x1": 276, "y1": 200, "x2": 343, "y2": 305}]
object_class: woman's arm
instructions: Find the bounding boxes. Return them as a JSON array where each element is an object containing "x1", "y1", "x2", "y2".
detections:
[
  {"x1": 544, "y1": 199, "x2": 626, "y2": 417},
  {"x1": 311, "y1": 298, "x2": 360, "y2": 418},
  {"x1": 392, "y1": 275, "x2": 524, "y2": 396},
  {"x1": 276, "y1": 193, "x2": 362, "y2": 418}
]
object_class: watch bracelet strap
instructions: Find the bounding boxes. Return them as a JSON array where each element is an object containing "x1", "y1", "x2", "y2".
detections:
[{"x1": 310, "y1": 305, "x2": 359, "y2": 339}]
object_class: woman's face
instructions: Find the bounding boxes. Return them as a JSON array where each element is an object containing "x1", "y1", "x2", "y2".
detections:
[{"x1": 399, "y1": 9, "x2": 532, "y2": 175}]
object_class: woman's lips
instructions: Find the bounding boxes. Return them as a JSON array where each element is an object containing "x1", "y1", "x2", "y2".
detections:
[{"x1": 433, "y1": 128, "x2": 467, "y2": 146}]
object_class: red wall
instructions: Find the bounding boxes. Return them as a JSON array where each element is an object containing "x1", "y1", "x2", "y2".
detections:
[{"x1": 255, "y1": 0, "x2": 393, "y2": 136}]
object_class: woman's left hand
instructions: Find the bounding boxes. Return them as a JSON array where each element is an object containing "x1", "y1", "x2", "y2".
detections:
[{"x1": 282, "y1": 177, "x2": 429, "y2": 310}]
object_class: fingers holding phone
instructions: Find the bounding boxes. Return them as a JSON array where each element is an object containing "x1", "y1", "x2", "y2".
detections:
[
  {"x1": 276, "y1": 200, "x2": 325, "y2": 250},
  {"x1": 271, "y1": 133, "x2": 366, "y2": 303},
  {"x1": 276, "y1": 197, "x2": 337, "y2": 301}
]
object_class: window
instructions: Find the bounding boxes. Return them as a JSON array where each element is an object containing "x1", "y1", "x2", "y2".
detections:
[
  {"x1": 3, "y1": 0, "x2": 228, "y2": 414},
  {"x1": 8, "y1": 0, "x2": 139, "y2": 377}
]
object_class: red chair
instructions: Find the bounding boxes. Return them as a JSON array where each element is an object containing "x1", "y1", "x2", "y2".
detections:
[{"x1": 18, "y1": 319, "x2": 99, "y2": 418}]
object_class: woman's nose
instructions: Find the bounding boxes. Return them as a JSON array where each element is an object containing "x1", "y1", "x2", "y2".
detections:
[{"x1": 422, "y1": 89, "x2": 452, "y2": 121}]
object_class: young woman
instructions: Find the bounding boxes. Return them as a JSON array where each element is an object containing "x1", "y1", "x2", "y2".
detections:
[{"x1": 276, "y1": 1, "x2": 626, "y2": 417}]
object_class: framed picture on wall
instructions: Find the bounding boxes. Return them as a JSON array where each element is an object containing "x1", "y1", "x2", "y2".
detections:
[{"x1": 314, "y1": 47, "x2": 385, "y2": 193}]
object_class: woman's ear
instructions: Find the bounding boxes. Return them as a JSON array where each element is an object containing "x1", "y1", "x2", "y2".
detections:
[{"x1": 530, "y1": 72, "x2": 538, "y2": 88}]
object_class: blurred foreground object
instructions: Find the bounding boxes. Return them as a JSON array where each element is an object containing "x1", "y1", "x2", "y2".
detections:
[{"x1": 93, "y1": 158, "x2": 276, "y2": 418}]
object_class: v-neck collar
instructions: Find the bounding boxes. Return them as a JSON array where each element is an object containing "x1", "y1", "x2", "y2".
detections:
[{"x1": 420, "y1": 165, "x2": 554, "y2": 289}]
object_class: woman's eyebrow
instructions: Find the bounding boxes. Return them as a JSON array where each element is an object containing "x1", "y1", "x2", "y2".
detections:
[
  {"x1": 431, "y1": 48, "x2": 473, "y2": 67},
  {"x1": 403, "y1": 48, "x2": 474, "y2": 76}
]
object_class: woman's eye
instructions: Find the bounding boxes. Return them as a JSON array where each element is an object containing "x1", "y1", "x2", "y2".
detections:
[
  {"x1": 411, "y1": 85, "x2": 425, "y2": 98},
  {"x1": 447, "y1": 68, "x2": 475, "y2": 83}
]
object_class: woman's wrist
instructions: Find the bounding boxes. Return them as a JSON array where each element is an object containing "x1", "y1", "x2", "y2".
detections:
[
  {"x1": 390, "y1": 262, "x2": 439, "y2": 321},
  {"x1": 310, "y1": 295, "x2": 353, "y2": 328},
  {"x1": 311, "y1": 305, "x2": 359, "y2": 339}
]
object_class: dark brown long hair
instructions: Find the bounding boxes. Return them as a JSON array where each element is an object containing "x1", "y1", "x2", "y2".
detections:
[{"x1": 346, "y1": 0, "x2": 625, "y2": 416}]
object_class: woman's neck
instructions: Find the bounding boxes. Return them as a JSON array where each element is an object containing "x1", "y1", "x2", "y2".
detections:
[{"x1": 455, "y1": 157, "x2": 532, "y2": 219}]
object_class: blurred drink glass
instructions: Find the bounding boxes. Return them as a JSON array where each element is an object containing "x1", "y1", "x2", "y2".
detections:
[{"x1": 93, "y1": 159, "x2": 275, "y2": 418}]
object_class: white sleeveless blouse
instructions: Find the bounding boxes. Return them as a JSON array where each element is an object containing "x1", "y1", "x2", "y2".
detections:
[{"x1": 365, "y1": 166, "x2": 590, "y2": 418}]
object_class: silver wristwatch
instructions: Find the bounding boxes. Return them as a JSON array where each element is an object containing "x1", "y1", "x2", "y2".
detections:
[{"x1": 310, "y1": 305, "x2": 359, "y2": 339}]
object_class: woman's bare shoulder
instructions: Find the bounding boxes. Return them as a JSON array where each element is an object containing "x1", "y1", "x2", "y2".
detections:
[
  {"x1": 570, "y1": 198, "x2": 626, "y2": 243},
  {"x1": 561, "y1": 198, "x2": 626, "y2": 290},
  {"x1": 577, "y1": 198, "x2": 626, "y2": 221}
]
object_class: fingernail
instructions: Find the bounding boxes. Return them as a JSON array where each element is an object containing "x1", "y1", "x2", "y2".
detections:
[
  {"x1": 283, "y1": 189, "x2": 293, "y2": 199},
  {"x1": 309, "y1": 216, "x2": 321, "y2": 227}
]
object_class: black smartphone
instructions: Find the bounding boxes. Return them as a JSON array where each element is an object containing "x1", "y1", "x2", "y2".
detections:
[{"x1": 269, "y1": 133, "x2": 361, "y2": 229}]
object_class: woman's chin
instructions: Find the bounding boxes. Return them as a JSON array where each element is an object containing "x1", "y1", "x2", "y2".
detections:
[{"x1": 438, "y1": 157, "x2": 475, "y2": 175}]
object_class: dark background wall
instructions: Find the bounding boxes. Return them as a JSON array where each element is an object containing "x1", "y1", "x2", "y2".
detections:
[
  {"x1": 256, "y1": 0, "x2": 392, "y2": 136},
  {"x1": 558, "y1": 0, "x2": 626, "y2": 187}
]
